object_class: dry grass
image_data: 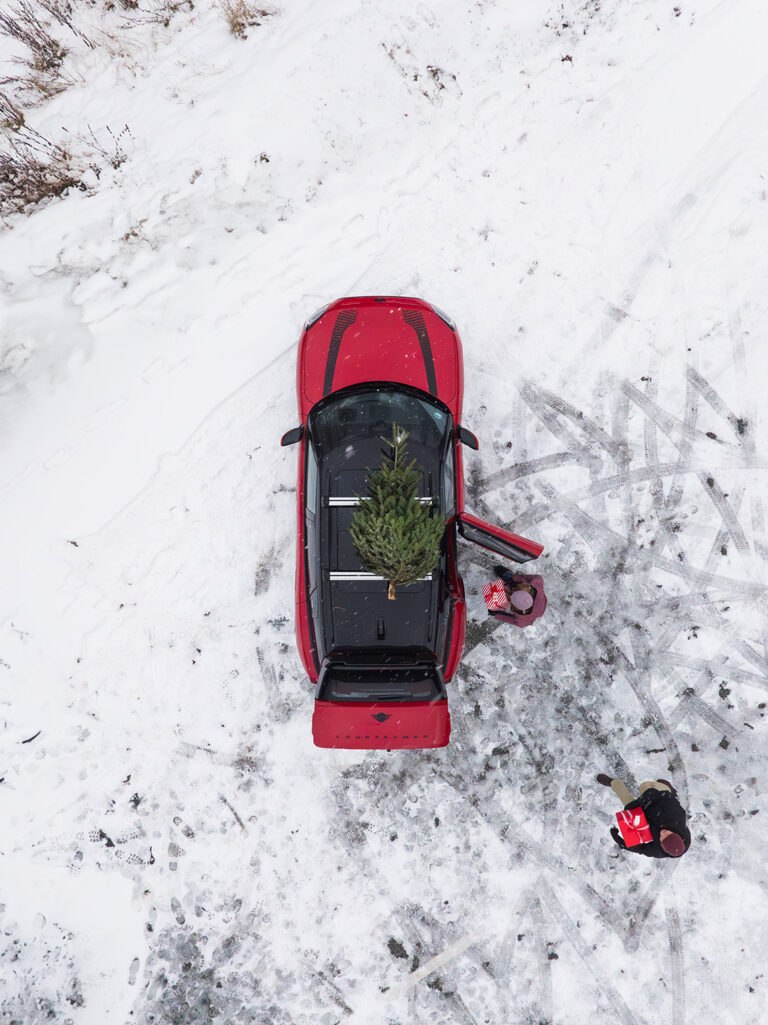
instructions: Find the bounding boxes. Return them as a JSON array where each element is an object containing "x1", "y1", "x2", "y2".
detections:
[
  {"x1": 0, "y1": 3, "x2": 85, "y2": 218},
  {"x1": 0, "y1": 131, "x2": 84, "y2": 218},
  {"x1": 0, "y1": 93, "x2": 26, "y2": 132},
  {"x1": 0, "y1": 0, "x2": 74, "y2": 102},
  {"x1": 0, "y1": 108, "x2": 135, "y2": 220},
  {"x1": 145, "y1": 0, "x2": 194, "y2": 28},
  {"x1": 220, "y1": 0, "x2": 275, "y2": 39},
  {"x1": 0, "y1": 0, "x2": 68, "y2": 72}
]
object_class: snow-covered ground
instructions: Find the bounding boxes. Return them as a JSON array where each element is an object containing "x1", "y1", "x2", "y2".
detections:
[{"x1": 2, "y1": 0, "x2": 767, "y2": 1022}]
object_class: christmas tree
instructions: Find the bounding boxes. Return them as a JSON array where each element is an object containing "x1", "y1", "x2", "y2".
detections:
[{"x1": 349, "y1": 424, "x2": 444, "y2": 600}]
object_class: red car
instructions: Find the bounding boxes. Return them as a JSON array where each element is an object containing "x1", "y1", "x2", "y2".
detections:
[{"x1": 281, "y1": 297, "x2": 543, "y2": 749}]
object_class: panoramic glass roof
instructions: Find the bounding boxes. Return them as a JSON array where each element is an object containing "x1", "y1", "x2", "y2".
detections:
[{"x1": 307, "y1": 385, "x2": 451, "y2": 459}]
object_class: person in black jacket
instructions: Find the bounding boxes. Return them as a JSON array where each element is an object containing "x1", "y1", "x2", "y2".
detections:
[{"x1": 597, "y1": 774, "x2": 691, "y2": 858}]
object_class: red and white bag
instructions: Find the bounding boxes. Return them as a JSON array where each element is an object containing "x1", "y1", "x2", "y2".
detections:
[
  {"x1": 482, "y1": 579, "x2": 509, "y2": 611},
  {"x1": 616, "y1": 807, "x2": 653, "y2": 846}
]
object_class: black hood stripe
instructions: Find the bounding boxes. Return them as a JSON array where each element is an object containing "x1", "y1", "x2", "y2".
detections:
[
  {"x1": 402, "y1": 309, "x2": 437, "y2": 395},
  {"x1": 323, "y1": 310, "x2": 358, "y2": 396}
]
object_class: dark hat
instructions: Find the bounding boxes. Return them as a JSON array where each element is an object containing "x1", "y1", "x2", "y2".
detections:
[{"x1": 660, "y1": 832, "x2": 686, "y2": 857}]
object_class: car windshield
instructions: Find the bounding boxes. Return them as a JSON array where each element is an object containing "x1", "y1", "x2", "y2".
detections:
[
  {"x1": 318, "y1": 664, "x2": 446, "y2": 703},
  {"x1": 308, "y1": 386, "x2": 450, "y2": 458}
]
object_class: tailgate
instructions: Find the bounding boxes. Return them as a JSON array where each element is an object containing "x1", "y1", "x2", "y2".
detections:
[{"x1": 312, "y1": 700, "x2": 450, "y2": 749}]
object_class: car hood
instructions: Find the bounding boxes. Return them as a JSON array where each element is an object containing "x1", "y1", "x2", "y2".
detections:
[
  {"x1": 299, "y1": 297, "x2": 461, "y2": 419},
  {"x1": 312, "y1": 700, "x2": 450, "y2": 749}
]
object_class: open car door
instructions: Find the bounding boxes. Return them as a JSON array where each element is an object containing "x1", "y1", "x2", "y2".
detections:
[{"x1": 458, "y1": 511, "x2": 543, "y2": 563}]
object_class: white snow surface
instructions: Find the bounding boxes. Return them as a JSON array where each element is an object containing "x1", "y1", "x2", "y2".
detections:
[{"x1": 1, "y1": 1, "x2": 768, "y2": 1022}]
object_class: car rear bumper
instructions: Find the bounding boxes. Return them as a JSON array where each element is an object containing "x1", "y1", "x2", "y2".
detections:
[{"x1": 312, "y1": 700, "x2": 450, "y2": 749}]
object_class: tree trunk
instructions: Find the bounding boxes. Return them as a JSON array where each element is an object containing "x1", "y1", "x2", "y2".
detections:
[{"x1": 387, "y1": 581, "x2": 396, "y2": 600}]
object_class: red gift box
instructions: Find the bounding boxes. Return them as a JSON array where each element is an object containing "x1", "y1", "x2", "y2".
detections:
[
  {"x1": 616, "y1": 807, "x2": 653, "y2": 846},
  {"x1": 482, "y1": 579, "x2": 509, "y2": 611}
]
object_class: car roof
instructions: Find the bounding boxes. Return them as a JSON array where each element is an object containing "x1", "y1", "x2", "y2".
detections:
[
  {"x1": 298, "y1": 296, "x2": 462, "y2": 421},
  {"x1": 310, "y1": 423, "x2": 447, "y2": 658}
]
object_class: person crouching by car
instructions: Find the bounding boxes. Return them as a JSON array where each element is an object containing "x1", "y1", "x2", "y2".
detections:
[{"x1": 484, "y1": 567, "x2": 547, "y2": 627}]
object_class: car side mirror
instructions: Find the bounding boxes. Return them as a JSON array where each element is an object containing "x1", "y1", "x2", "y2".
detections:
[
  {"x1": 280, "y1": 426, "x2": 304, "y2": 447},
  {"x1": 457, "y1": 426, "x2": 479, "y2": 450}
]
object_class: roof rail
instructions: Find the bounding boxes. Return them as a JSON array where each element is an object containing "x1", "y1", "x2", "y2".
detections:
[
  {"x1": 329, "y1": 572, "x2": 433, "y2": 581},
  {"x1": 327, "y1": 496, "x2": 434, "y2": 507}
]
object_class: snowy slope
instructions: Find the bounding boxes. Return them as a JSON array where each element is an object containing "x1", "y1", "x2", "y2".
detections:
[{"x1": 1, "y1": 1, "x2": 767, "y2": 1022}]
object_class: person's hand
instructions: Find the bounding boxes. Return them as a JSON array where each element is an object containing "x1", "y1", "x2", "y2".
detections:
[{"x1": 610, "y1": 826, "x2": 626, "y2": 848}]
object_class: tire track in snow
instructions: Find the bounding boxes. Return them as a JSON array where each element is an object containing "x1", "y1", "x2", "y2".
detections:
[
  {"x1": 628, "y1": 372, "x2": 700, "y2": 566},
  {"x1": 520, "y1": 380, "x2": 629, "y2": 467},
  {"x1": 698, "y1": 473, "x2": 750, "y2": 552},
  {"x1": 538, "y1": 879, "x2": 648, "y2": 1025},
  {"x1": 685, "y1": 364, "x2": 756, "y2": 454},
  {"x1": 591, "y1": 629, "x2": 688, "y2": 807},
  {"x1": 665, "y1": 900, "x2": 685, "y2": 1025},
  {"x1": 613, "y1": 383, "x2": 635, "y2": 538},
  {"x1": 374, "y1": 678, "x2": 641, "y2": 998},
  {"x1": 659, "y1": 651, "x2": 766, "y2": 693},
  {"x1": 625, "y1": 374, "x2": 761, "y2": 593},
  {"x1": 516, "y1": 384, "x2": 601, "y2": 468},
  {"x1": 487, "y1": 372, "x2": 762, "y2": 815},
  {"x1": 643, "y1": 376, "x2": 663, "y2": 506},
  {"x1": 666, "y1": 687, "x2": 743, "y2": 741},
  {"x1": 396, "y1": 906, "x2": 482, "y2": 1025},
  {"x1": 255, "y1": 643, "x2": 300, "y2": 723},
  {"x1": 464, "y1": 463, "x2": 500, "y2": 526},
  {"x1": 399, "y1": 928, "x2": 485, "y2": 993},
  {"x1": 621, "y1": 380, "x2": 702, "y2": 447},
  {"x1": 535, "y1": 478, "x2": 765, "y2": 598},
  {"x1": 446, "y1": 665, "x2": 637, "y2": 943},
  {"x1": 482, "y1": 450, "x2": 581, "y2": 492},
  {"x1": 530, "y1": 894, "x2": 554, "y2": 1025},
  {"x1": 581, "y1": 248, "x2": 661, "y2": 358},
  {"x1": 728, "y1": 295, "x2": 768, "y2": 665},
  {"x1": 328, "y1": 769, "x2": 494, "y2": 1021},
  {"x1": 701, "y1": 485, "x2": 744, "y2": 575},
  {"x1": 504, "y1": 369, "x2": 760, "y2": 790},
  {"x1": 490, "y1": 887, "x2": 539, "y2": 991},
  {"x1": 514, "y1": 457, "x2": 765, "y2": 536},
  {"x1": 732, "y1": 635, "x2": 768, "y2": 675},
  {"x1": 636, "y1": 376, "x2": 692, "y2": 562}
]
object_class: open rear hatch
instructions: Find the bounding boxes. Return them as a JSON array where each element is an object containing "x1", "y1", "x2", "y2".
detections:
[{"x1": 312, "y1": 654, "x2": 450, "y2": 749}]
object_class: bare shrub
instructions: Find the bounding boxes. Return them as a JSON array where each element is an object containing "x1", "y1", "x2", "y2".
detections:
[
  {"x1": 0, "y1": 1, "x2": 68, "y2": 74},
  {"x1": 0, "y1": 0, "x2": 72, "y2": 101},
  {"x1": 66, "y1": 123, "x2": 133, "y2": 176},
  {"x1": 35, "y1": 0, "x2": 94, "y2": 48},
  {"x1": 145, "y1": 0, "x2": 194, "y2": 28},
  {"x1": 92, "y1": 123, "x2": 132, "y2": 171},
  {"x1": 220, "y1": 0, "x2": 275, "y2": 38},
  {"x1": 0, "y1": 93, "x2": 26, "y2": 132},
  {"x1": 0, "y1": 125, "x2": 84, "y2": 218}
]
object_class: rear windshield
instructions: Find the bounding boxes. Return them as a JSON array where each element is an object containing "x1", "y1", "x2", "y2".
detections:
[{"x1": 318, "y1": 665, "x2": 446, "y2": 703}]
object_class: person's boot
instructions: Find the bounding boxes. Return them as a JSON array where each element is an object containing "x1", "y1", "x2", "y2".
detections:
[{"x1": 596, "y1": 774, "x2": 613, "y2": 787}]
